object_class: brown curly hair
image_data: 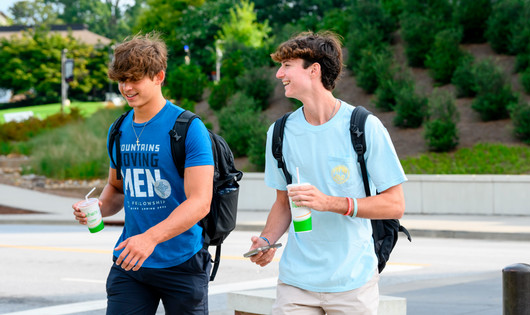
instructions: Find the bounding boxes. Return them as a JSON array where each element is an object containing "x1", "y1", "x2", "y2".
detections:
[
  {"x1": 108, "y1": 32, "x2": 167, "y2": 82},
  {"x1": 270, "y1": 31, "x2": 343, "y2": 90}
]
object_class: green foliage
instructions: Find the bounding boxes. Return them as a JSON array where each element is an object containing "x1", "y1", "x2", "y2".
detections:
[
  {"x1": 350, "y1": 0, "x2": 397, "y2": 43},
  {"x1": 171, "y1": 0, "x2": 236, "y2": 73},
  {"x1": 393, "y1": 82, "x2": 428, "y2": 128},
  {"x1": 400, "y1": 143, "x2": 530, "y2": 174},
  {"x1": 0, "y1": 108, "x2": 83, "y2": 142},
  {"x1": 509, "y1": 101, "x2": 530, "y2": 143},
  {"x1": 471, "y1": 59, "x2": 518, "y2": 121},
  {"x1": 515, "y1": 53, "x2": 530, "y2": 73},
  {"x1": 317, "y1": 8, "x2": 350, "y2": 37},
  {"x1": 425, "y1": 28, "x2": 464, "y2": 84},
  {"x1": 520, "y1": 67, "x2": 530, "y2": 94},
  {"x1": 10, "y1": 0, "x2": 59, "y2": 25},
  {"x1": 0, "y1": 28, "x2": 109, "y2": 104},
  {"x1": 485, "y1": 0, "x2": 525, "y2": 54},
  {"x1": 208, "y1": 78, "x2": 235, "y2": 111},
  {"x1": 236, "y1": 67, "x2": 275, "y2": 110},
  {"x1": 26, "y1": 108, "x2": 124, "y2": 179},
  {"x1": 356, "y1": 47, "x2": 392, "y2": 94},
  {"x1": 346, "y1": 24, "x2": 386, "y2": 72},
  {"x1": 217, "y1": 93, "x2": 268, "y2": 161},
  {"x1": 165, "y1": 63, "x2": 207, "y2": 102},
  {"x1": 424, "y1": 90, "x2": 459, "y2": 152},
  {"x1": 218, "y1": 0, "x2": 271, "y2": 49},
  {"x1": 451, "y1": 54, "x2": 477, "y2": 97},
  {"x1": 453, "y1": 0, "x2": 492, "y2": 43},
  {"x1": 373, "y1": 65, "x2": 410, "y2": 112},
  {"x1": 400, "y1": 0, "x2": 453, "y2": 67}
]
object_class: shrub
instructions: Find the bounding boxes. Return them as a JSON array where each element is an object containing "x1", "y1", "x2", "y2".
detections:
[
  {"x1": 208, "y1": 78, "x2": 235, "y2": 111},
  {"x1": 236, "y1": 67, "x2": 274, "y2": 110},
  {"x1": 26, "y1": 107, "x2": 123, "y2": 179},
  {"x1": 509, "y1": 101, "x2": 530, "y2": 143},
  {"x1": 471, "y1": 59, "x2": 518, "y2": 121},
  {"x1": 356, "y1": 47, "x2": 391, "y2": 94},
  {"x1": 520, "y1": 67, "x2": 530, "y2": 94},
  {"x1": 350, "y1": 0, "x2": 396, "y2": 43},
  {"x1": 485, "y1": 0, "x2": 524, "y2": 54},
  {"x1": 515, "y1": 53, "x2": 530, "y2": 73},
  {"x1": 165, "y1": 63, "x2": 207, "y2": 102},
  {"x1": 400, "y1": 0, "x2": 453, "y2": 67},
  {"x1": 0, "y1": 107, "x2": 83, "y2": 142},
  {"x1": 451, "y1": 54, "x2": 477, "y2": 98},
  {"x1": 453, "y1": 0, "x2": 492, "y2": 43},
  {"x1": 217, "y1": 93, "x2": 268, "y2": 158},
  {"x1": 424, "y1": 90, "x2": 459, "y2": 152},
  {"x1": 425, "y1": 28, "x2": 464, "y2": 84},
  {"x1": 346, "y1": 24, "x2": 386, "y2": 72},
  {"x1": 393, "y1": 83, "x2": 428, "y2": 128}
]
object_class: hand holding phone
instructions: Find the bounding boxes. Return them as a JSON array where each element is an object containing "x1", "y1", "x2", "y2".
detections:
[{"x1": 243, "y1": 243, "x2": 282, "y2": 258}]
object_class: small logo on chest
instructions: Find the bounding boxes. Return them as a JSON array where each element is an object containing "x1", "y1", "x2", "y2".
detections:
[{"x1": 331, "y1": 165, "x2": 350, "y2": 184}]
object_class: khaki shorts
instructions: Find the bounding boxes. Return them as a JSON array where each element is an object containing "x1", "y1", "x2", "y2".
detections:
[{"x1": 272, "y1": 271, "x2": 379, "y2": 315}]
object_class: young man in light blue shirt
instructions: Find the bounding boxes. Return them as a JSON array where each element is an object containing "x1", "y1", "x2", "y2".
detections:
[{"x1": 248, "y1": 31, "x2": 407, "y2": 314}]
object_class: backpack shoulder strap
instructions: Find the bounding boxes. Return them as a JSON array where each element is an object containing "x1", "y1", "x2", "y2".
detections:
[
  {"x1": 272, "y1": 112, "x2": 293, "y2": 185},
  {"x1": 108, "y1": 109, "x2": 132, "y2": 180},
  {"x1": 350, "y1": 106, "x2": 372, "y2": 197},
  {"x1": 169, "y1": 110, "x2": 200, "y2": 178}
]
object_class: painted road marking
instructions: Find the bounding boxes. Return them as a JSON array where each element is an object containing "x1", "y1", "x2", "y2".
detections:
[{"x1": 4, "y1": 277, "x2": 279, "y2": 315}]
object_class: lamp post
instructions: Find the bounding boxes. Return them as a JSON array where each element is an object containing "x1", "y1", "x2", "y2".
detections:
[
  {"x1": 61, "y1": 49, "x2": 74, "y2": 113},
  {"x1": 184, "y1": 45, "x2": 190, "y2": 65}
]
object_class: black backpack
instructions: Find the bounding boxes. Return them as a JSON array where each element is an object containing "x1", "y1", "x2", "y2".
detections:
[
  {"x1": 272, "y1": 106, "x2": 411, "y2": 273},
  {"x1": 108, "y1": 109, "x2": 243, "y2": 281}
]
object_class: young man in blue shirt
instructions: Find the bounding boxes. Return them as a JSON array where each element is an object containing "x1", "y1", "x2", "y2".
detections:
[
  {"x1": 73, "y1": 33, "x2": 214, "y2": 314},
  {"x1": 248, "y1": 31, "x2": 407, "y2": 314}
]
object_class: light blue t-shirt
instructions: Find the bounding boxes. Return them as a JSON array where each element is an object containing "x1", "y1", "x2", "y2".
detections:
[
  {"x1": 108, "y1": 100, "x2": 214, "y2": 268},
  {"x1": 264, "y1": 101, "x2": 407, "y2": 292}
]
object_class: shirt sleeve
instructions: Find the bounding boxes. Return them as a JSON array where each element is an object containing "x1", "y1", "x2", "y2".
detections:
[
  {"x1": 184, "y1": 118, "x2": 214, "y2": 168},
  {"x1": 364, "y1": 115, "x2": 407, "y2": 193}
]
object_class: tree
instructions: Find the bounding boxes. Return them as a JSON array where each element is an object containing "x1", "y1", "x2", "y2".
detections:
[
  {"x1": 0, "y1": 28, "x2": 109, "y2": 104},
  {"x1": 217, "y1": 0, "x2": 271, "y2": 48},
  {"x1": 10, "y1": 0, "x2": 59, "y2": 25},
  {"x1": 45, "y1": 0, "x2": 135, "y2": 40}
]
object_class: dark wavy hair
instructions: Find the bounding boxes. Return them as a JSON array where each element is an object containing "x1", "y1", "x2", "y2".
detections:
[{"x1": 271, "y1": 31, "x2": 343, "y2": 90}]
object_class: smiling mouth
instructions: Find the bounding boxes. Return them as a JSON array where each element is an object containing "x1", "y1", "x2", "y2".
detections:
[
  {"x1": 282, "y1": 80, "x2": 290, "y2": 86},
  {"x1": 125, "y1": 93, "x2": 138, "y2": 98}
]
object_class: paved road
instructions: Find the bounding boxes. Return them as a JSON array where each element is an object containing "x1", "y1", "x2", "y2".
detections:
[{"x1": 1, "y1": 224, "x2": 529, "y2": 314}]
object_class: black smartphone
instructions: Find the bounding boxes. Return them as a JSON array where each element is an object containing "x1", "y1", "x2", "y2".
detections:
[{"x1": 243, "y1": 243, "x2": 282, "y2": 258}]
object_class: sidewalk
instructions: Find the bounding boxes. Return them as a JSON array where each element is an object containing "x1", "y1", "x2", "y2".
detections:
[{"x1": 2, "y1": 183, "x2": 530, "y2": 241}]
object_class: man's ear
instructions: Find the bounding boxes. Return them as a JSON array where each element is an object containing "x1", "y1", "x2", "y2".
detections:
[
  {"x1": 310, "y1": 62, "x2": 321, "y2": 78},
  {"x1": 155, "y1": 70, "x2": 165, "y2": 84}
]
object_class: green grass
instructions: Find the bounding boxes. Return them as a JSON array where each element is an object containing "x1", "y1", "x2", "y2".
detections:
[
  {"x1": 0, "y1": 102, "x2": 106, "y2": 124},
  {"x1": 400, "y1": 143, "x2": 530, "y2": 174},
  {"x1": 25, "y1": 107, "x2": 125, "y2": 179}
]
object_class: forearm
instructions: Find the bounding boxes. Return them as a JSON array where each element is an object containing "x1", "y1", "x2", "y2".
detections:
[
  {"x1": 260, "y1": 193, "x2": 291, "y2": 244},
  {"x1": 99, "y1": 182, "x2": 124, "y2": 217},
  {"x1": 297, "y1": 184, "x2": 405, "y2": 220},
  {"x1": 144, "y1": 197, "x2": 210, "y2": 245}
]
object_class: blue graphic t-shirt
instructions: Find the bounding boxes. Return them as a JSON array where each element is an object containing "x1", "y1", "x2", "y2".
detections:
[{"x1": 108, "y1": 101, "x2": 214, "y2": 268}]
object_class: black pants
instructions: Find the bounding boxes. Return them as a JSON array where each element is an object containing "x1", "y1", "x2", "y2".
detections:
[{"x1": 106, "y1": 248, "x2": 211, "y2": 315}]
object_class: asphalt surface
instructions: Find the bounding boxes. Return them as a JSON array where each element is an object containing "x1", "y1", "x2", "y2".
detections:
[{"x1": 1, "y1": 183, "x2": 530, "y2": 242}]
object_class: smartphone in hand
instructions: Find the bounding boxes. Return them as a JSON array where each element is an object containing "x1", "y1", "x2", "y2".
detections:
[{"x1": 243, "y1": 243, "x2": 282, "y2": 258}]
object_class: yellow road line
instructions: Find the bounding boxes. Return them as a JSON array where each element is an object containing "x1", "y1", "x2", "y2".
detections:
[{"x1": 0, "y1": 244, "x2": 281, "y2": 261}]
